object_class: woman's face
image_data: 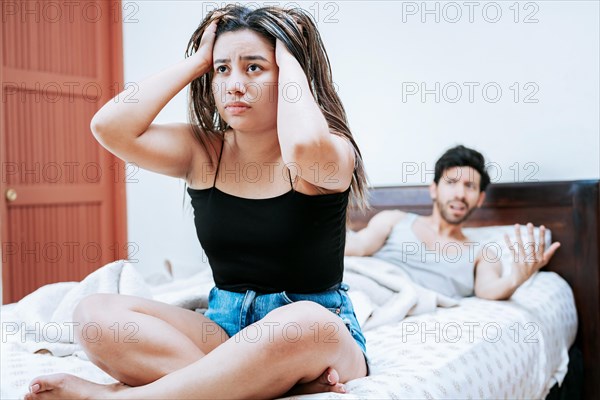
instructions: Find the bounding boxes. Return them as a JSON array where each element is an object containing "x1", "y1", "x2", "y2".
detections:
[{"x1": 211, "y1": 29, "x2": 279, "y2": 133}]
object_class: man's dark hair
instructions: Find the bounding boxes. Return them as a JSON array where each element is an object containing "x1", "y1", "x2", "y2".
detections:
[{"x1": 434, "y1": 145, "x2": 491, "y2": 192}]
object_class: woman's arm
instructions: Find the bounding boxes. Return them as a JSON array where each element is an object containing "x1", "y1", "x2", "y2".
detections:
[
  {"x1": 90, "y1": 20, "x2": 219, "y2": 179},
  {"x1": 274, "y1": 40, "x2": 355, "y2": 192}
]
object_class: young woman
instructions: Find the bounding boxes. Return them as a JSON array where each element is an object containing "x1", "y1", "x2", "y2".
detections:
[{"x1": 26, "y1": 5, "x2": 369, "y2": 399}]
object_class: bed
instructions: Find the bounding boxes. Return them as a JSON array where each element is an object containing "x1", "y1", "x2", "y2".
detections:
[
  {"x1": 1, "y1": 179, "x2": 597, "y2": 399},
  {"x1": 345, "y1": 179, "x2": 598, "y2": 399}
]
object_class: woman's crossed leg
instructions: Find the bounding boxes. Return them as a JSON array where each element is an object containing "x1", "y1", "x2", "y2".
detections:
[
  {"x1": 25, "y1": 297, "x2": 365, "y2": 399},
  {"x1": 72, "y1": 293, "x2": 229, "y2": 386}
]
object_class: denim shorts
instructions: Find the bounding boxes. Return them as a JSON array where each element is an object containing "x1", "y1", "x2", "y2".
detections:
[{"x1": 203, "y1": 282, "x2": 368, "y2": 366}]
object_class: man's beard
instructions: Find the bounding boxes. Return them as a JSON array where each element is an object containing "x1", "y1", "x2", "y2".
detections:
[{"x1": 436, "y1": 199, "x2": 476, "y2": 225}]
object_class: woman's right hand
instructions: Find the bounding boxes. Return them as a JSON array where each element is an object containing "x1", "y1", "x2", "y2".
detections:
[
  {"x1": 90, "y1": 15, "x2": 224, "y2": 182},
  {"x1": 191, "y1": 18, "x2": 220, "y2": 76}
]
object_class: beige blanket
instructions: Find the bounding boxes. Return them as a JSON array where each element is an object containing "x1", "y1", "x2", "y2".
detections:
[{"x1": 343, "y1": 256, "x2": 459, "y2": 330}]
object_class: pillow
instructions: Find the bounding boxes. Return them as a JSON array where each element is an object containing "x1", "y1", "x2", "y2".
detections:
[{"x1": 462, "y1": 225, "x2": 553, "y2": 277}]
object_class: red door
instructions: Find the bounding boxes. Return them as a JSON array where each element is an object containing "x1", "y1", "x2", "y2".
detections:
[{"x1": 1, "y1": 0, "x2": 127, "y2": 303}]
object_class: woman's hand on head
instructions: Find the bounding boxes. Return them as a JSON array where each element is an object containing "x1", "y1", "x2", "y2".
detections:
[
  {"x1": 275, "y1": 38, "x2": 295, "y2": 66},
  {"x1": 275, "y1": 16, "x2": 304, "y2": 66},
  {"x1": 192, "y1": 18, "x2": 220, "y2": 76}
]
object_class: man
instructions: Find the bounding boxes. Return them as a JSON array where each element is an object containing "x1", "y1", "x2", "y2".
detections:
[{"x1": 345, "y1": 145, "x2": 561, "y2": 300}]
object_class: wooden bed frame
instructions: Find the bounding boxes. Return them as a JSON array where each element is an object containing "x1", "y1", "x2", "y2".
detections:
[{"x1": 348, "y1": 180, "x2": 599, "y2": 399}]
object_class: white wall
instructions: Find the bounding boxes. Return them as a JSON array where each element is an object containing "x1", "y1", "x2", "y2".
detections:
[{"x1": 122, "y1": 1, "x2": 599, "y2": 278}]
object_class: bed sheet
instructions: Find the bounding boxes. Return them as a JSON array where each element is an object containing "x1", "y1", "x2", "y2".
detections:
[
  {"x1": 288, "y1": 271, "x2": 578, "y2": 399},
  {"x1": 0, "y1": 271, "x2": 577, "y2": 400}
]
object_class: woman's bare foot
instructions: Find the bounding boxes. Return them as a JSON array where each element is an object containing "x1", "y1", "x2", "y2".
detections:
[
  {"x1": 24, "y1": 373, "x2": 127, "y2": 400},
  {"x1": 24, "y1": 368, "x2": 343, "y2": 399},
  {"x1": 284, "y1": 366, "x2": 345, "y2": 397}
]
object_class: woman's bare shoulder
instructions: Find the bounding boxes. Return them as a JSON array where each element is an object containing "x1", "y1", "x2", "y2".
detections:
[{"x1": 186, "y1": 126, "x2": 224, "y2": 188}]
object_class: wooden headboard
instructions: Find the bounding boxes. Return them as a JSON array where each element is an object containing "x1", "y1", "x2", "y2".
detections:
[{"x1": 348, "y1": 180, "x2": 599, "y2": 398}]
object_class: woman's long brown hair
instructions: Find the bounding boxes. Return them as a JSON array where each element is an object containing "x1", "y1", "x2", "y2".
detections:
[{"x1": 185, "y1": 5, "x2": 369, "y2": 210}]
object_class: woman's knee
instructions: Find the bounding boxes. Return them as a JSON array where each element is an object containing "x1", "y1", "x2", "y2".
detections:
[
  {"x1": 73, "y1": 294, "x2": 117, "y2": 324},
  {"x1": 72, "y1": 294, "x2": 128, "y2": 351},
  {"x1": 265, "y1": 301, "x2": 367, "y2": 381},
  {"x1": 263, "y1": 301, "x2": 345, "y2": 353}
]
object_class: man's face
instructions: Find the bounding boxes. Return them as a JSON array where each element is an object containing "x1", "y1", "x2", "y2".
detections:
[{"x1": 430, "y1": 166, "x2": 485, "y2": 225}]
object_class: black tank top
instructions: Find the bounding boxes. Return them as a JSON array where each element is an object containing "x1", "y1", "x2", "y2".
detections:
[{"x1": 187, "y1": 142, "x2": 349, "y2": 293}]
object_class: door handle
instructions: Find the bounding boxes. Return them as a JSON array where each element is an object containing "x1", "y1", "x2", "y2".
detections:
[{"x1": 5, "y1": 188, "x2": 17, "y2": 202}]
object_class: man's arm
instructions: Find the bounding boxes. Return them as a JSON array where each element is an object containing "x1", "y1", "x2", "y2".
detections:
[
  {"x1": 474, "y1": 223, "x2": 561, "y2": 300},
  {"x1": 474, "y1": 258, "x2": 518, "y2": 300},
  {"x1": 344, "y1": 210, "x2": 405, "y2": 256}
]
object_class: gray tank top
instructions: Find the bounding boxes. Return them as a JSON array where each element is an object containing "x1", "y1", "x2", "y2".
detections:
[{"x1": 372, "y1": 213, "x2": 479, "y2": 298}]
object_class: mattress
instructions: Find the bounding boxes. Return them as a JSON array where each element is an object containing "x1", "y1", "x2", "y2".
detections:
[{"x1": 0, "y1": 271, "x2": 577, "y2": 399}]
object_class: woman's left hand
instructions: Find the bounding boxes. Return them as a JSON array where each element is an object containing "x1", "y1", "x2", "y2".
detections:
[{"x1": 275, "y1": 17, "x2": 304, "y2": 65}]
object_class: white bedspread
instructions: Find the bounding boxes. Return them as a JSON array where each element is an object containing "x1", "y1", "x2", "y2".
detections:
[
  {"x1": 1, "y1": 264, "x2": 577, "y2": 400},
  {"x1": 289, "y1": 271, "x2": 578, "y2": 399}
]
